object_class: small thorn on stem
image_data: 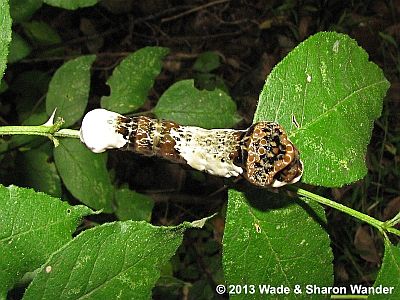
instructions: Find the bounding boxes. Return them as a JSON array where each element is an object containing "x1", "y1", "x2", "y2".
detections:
[{"x1": 43, "y1": 108, "x2": 57, "y2": 127}]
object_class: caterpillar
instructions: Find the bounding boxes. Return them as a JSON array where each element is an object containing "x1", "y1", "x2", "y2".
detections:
[{"x1": 79, "y1": 109, "x2": 303, "y2": 188}]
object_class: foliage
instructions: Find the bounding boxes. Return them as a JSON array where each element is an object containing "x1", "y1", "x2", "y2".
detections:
[
  {"x1": 224, "y1": 190, "x2": 333, "y2": 291},
  {"x1": 0, "y1": 0, "x2": 11, "y2": 79},
  {"x1": 53, "y1": 138, "x2": 114, "y2": 212},
  {"x1": 0, "y1": 185, "x2": 93, "y2": 296},
  {"x1": 7, "y1": 32, "x2": 32, "y2": 63},
  {"x1": 114, "y1": 187, "x2": 154, "y2": 222},
  {"x1": 369, "y1": 239, "x2": 400, "y2": 300},
  {"x1": 0, "y1": 1, "x2": 397, "y2": 299},
  {"x1": 23, "y1": 220, "x2": 208, "y2": 300},
  {"x1": 22, "y1": 20, "x2": 62, "y2": 47},
  {"x1": 101, "y1": 47, "x2": 169, "y2": 114},
  {"x1": 9, "y1": 0, "x2": 42, "y2": 22},
  {"x1": 255, "y1": 32, "x2": 389, "y2": 187},
  {"x1": 153, "y1": 79, "x2": 240, "y2": 128},
  {"x1": 43, "y1": 0, "x2": 100, "y2": 10},
  {"x1": 46, "y1": 55, "x2": 96, "y2": 127}
]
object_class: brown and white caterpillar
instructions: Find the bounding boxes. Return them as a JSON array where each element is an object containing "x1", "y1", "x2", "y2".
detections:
[{"x1": 79, "y1": 109, "x2": 303, "y2": 188}]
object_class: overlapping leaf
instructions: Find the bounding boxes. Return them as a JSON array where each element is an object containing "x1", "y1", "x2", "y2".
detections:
[
  {"x1": 46, "y1": 55, "x2": 96, "y2": 127},
  {"x1": 8, "y1": 32, "x2": 32, "y2": 63},
  {"x1": 0, "y1": 0, "x2": 12, "y2": 80},
  {"x1": 254, "y1": 32, "x2": 389, "y2": 187},
  {"x1": 43, "y1": 0, "x2": 99, "y2": 10},
  {"x1": 23, "y1": 217, "x2": 213, "y2": 299},
  {"x1": 114, "y1": 187, "x2": 154, "y2": 221},
  {"x1": 22, "y1": 20, "x2": 61, "y2": 46},
  {"x1": 0, "y1": 185, "x2": 93, "y2": 296},
  {"x1": 153, "y1": 79, "x2": 240, "y2": 128},
  {"x1": 101, "y1": 47, "x2": 169, "y2": 114},
  {"x1": 16, "y1": 149, "x2": 62, "y2": 197},
  {"x1": 370, "y1": 240, "x2": 400, "y2": 299},
  {"x1": 223, "y1": 190, "x2": 333, "y2": 299},
  {"x1": 9, "y1": 0, "x2": 42, "y2": 23},
  {"x1": 53, "y1": 139, "x2": 113, "y2": 212}
]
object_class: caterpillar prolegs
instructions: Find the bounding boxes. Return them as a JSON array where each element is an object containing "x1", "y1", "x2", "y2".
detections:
[{"x1": 80, "y1": 109, "x2": 303, "y2": 188}]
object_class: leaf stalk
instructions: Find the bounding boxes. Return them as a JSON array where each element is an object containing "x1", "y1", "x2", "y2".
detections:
[{"x1": 291, "y1": 186, "x2": 400, "y2": 238}]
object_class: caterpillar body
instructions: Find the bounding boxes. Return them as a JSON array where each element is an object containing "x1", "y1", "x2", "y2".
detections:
[{"x1": 80, "y1": 109, "x2": 303, "y2": 188}]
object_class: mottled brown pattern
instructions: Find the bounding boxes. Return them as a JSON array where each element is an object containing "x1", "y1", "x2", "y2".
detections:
[
  {"x1": 118, "y1": 116, "x2": 185, "y2": 163},
  {"x1": 115, "y1": 116, "x2": 303, "y2": 187}
]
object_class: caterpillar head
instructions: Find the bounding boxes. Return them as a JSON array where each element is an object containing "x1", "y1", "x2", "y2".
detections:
[{"x1": 243, "y1": 122, "x2": 303, "y2": 188}]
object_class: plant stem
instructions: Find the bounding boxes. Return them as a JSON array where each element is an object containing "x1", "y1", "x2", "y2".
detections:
[
  {"x1": 386, "y1": 226, "x2": 400, "y2": 236},
  {"x1": 54, "y1": 129, "x2": 81, "y2": 139},
  {"x1": 0, "y1": 125, "x2": 80, "y2": 139},
  {"x1": 0, "y1": 125, "x2": 54, "y2": 137},
  {"x1": 290, "y1": 186, "x2": 400, "y2": 237}
]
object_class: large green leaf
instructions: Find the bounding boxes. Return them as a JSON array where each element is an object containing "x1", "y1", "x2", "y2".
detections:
[
  {"x1": 101, "y1": 47, "x2": 169, "y2": 114},
  {"x1": 0, "y1": 185, "x2": 93, "y2": 296},
  {"x1": 223, "y1": 190, "x2": 332, "y2": 299},
  {"x1": 153, "y1": 79, "x2": 240, "y2": 128},
  {"x1": 369, "y1": 240, "x2": 400, "y2": 299},
  {"x1": 46, "y1": 55, "x2": 96, "y2": 127},
  {"x1": 255, "y1": 32, "x2": 389, "y2": 187},
  {"x1": 43, "y1": 0, "x2": 99, "y2": 10},
  {"x1": 0, "y1": 0, "x2": 12, "y2": 80},
  {"x1": 53, "y1": 139, "x2": 113, "y2": 212},
  {"x1": 23, "y1": 217, "x2": 212, "y2": 299}
]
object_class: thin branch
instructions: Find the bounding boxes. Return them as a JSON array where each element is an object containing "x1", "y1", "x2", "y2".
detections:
[
  {"x1": 161, "y1": 0, "x2": 230, "y2": 23},
  {"x1": 0, "y1": 124, "x2": 80, "y2": 144},
  {"x1": 289, "y1": 186, "x2": 400, "y2": 238}
]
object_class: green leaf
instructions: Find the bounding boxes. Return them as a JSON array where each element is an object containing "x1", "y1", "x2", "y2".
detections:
[
  {"x1": 255, "y1": 32, "x2": 390, "y2": 187},
  {"x1": 115, "y1": 187, "x2": 154, "y2": 221},
  {"x1": 23, "y1": 217, "x2": 212, "y2": 299},
  {"x1": 193, "y1": 51, "x2": 221, "y2": 73},
  {"x1": 0, "y1": 185, "x2": 93, "y2": 296},
  {"x1": 223, "y1": 190, "x2": 333, "y2": 297},
  {"x1": 8, "y1": 31, "x2": 32, "y2": 63},
  {"x1": 369, "y1": 240, "x2": 400, "y2": 299},
  {"x1": 153, "y1": 79, "x2": 240, "y2": 128},
  {"x1": 0, "y1": 0, "x2": 12, "y2": 81},
  {"x1": 16, "y1": 149, "x2": 62, "y2": 197},
  {"x1": 46, "y1": 55, "x2": 96, "y2": 127},
  {"x1": 9, "y1": 0, "x2": 42, "y2": 23},
  {"x1": 101, "y1": 47, "x2": 169, "y2": 114},
  {"x1": 22, "y1": 20, "x2": 61, "y2": 46},
  {"x1": 43, "y1": 0, "x2": 99, "y2": 10},
  {"x1": 194, "y1": 73, "x2": 229, "y2": 92},
  {"x1": 53, "y1": 139, "x2": 114, "y2": 212}
]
